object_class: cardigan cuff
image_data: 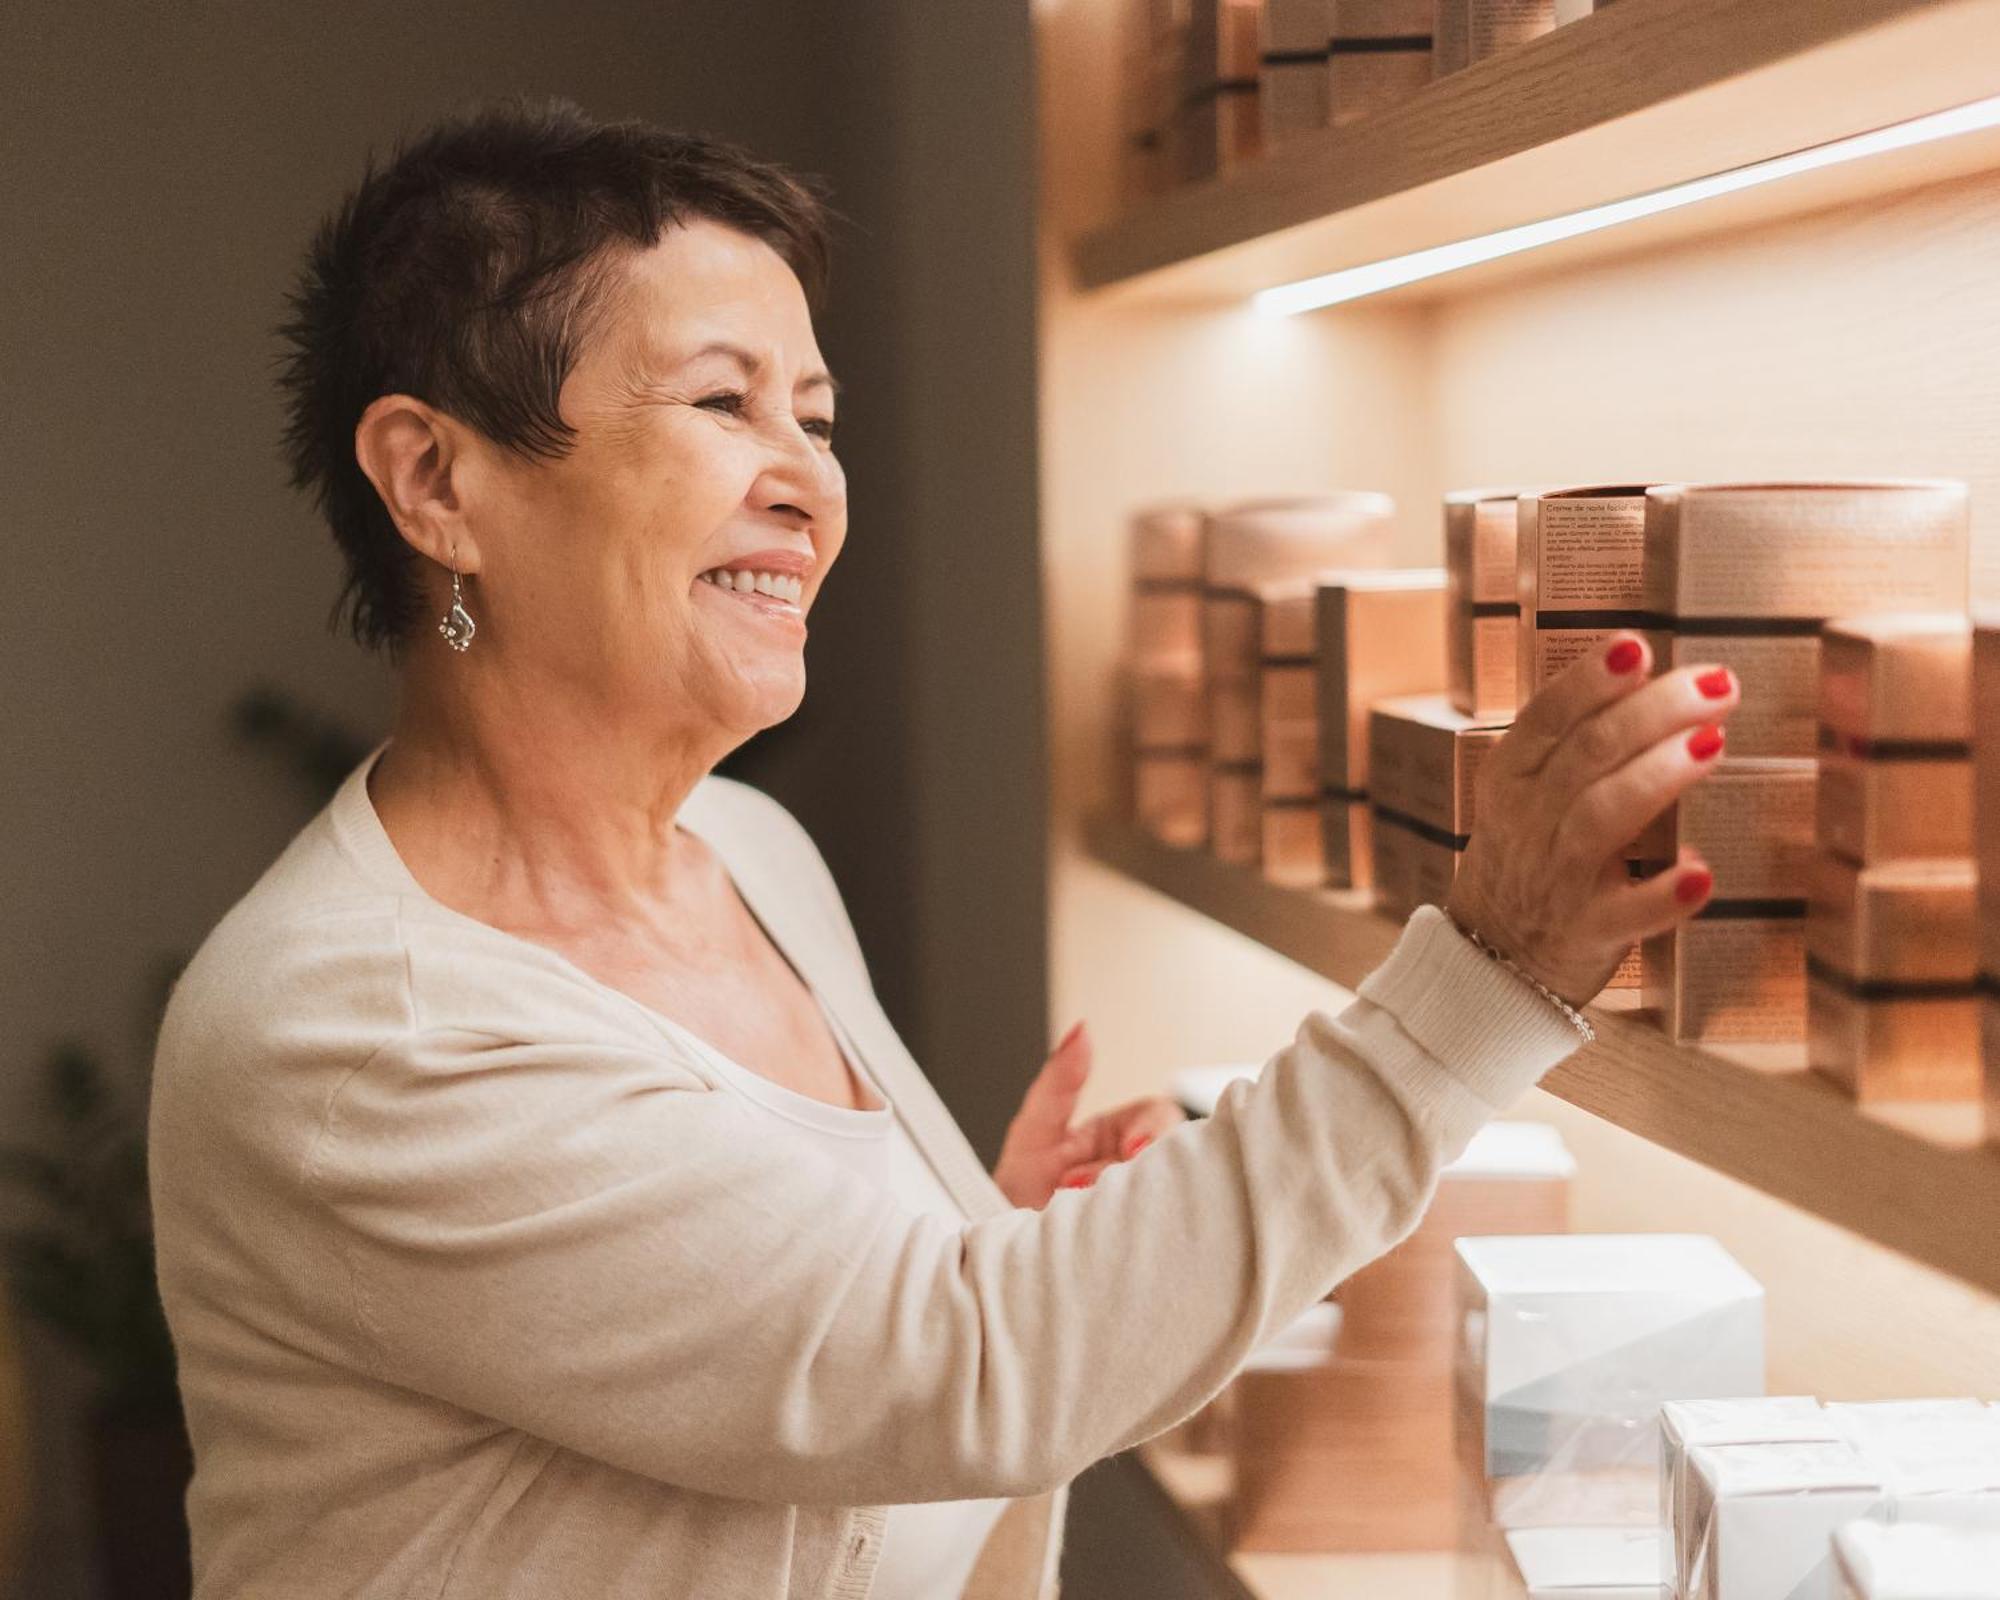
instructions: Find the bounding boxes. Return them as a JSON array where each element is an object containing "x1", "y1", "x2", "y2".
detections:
[{"x1": 1355, "y1": 904, "x2": 1588, "y2": 1112}]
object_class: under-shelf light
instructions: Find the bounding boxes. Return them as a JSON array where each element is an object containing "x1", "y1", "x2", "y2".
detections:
[{"x1": 1252, "y1": 93, "x2": 2000, "y2": 317}]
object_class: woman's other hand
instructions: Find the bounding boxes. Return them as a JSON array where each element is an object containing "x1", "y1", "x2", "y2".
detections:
[
  {"x1": 1445, "y1": 631, "x2": 1741, "y2": 1009},
  {"x1": 993, "y1": 1022, "x2": 1186, "y2": 1207}
]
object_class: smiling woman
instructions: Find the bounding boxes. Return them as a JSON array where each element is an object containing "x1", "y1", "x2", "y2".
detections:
[{"x1": 146, "y1": 91, "x2": 1736, "y2": 1600}]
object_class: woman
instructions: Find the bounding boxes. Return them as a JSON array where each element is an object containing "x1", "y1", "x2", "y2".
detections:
[{"x1": 148, "y1": 96, "x2": 1737, "y2": 1600}]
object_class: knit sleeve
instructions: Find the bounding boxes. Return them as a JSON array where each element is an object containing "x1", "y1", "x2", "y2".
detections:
[{"x1": 300, "y1": 903, "x2": 1582, "y2": 1507}]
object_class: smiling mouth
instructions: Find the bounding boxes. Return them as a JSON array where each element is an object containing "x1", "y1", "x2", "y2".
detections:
[{"x1": 697, "y1": 567, "x2": 805, "y2": 603}]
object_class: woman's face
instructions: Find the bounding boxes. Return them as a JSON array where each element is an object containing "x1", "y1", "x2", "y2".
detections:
[{"x1": 455, "y1": 218, "x2": 846, "y2": 748}]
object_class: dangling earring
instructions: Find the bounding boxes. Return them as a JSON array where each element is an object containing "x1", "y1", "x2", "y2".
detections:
[{"x1": 439, "y1": 542, "x2": 476, "y2": 652}]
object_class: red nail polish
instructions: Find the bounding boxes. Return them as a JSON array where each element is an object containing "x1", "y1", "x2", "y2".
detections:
[
  {"x1": 1057, "y1": 1020, "x2": 1083, "y2": 1051},
  {"x1": 1060, "y1": 1171, "x2": 1095, "y2": 1189},
  {"x1": 1687, "y1": 724, "x2": 1725, "y2": 761},
  {"x1": 1675, "y1": 866, "x2": 1714, "y2": 905},
  {"x1": 1695, "y1": 668, "x2": 1733, "y2": 699},
  {"x1": 1604, "y1": 639, "x2": 1643, "y2": 674},
  {"x1": 1122, "y1": 1133, "x2": 1154, "y2": 1160}
]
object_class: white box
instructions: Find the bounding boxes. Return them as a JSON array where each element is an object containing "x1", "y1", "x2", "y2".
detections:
[
  {"x1": 1455, "y1": 1236, "x2": 1765, "y2": 1528},
  {"x1": 1660, "y1": 1398, "x2": 1836, "y2": 1594},
  {"x1": 1505, "y1": 1527, "x2": 1664, "y2": 1599},
  {"x1": 1685, "y1": 1440, "x2": 1886, "y2": 1600},
  {"x1": 1834, "y1": 1520, "x2": 2000, "y2": 1599}
]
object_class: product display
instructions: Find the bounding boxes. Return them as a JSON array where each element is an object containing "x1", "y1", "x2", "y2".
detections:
[
  {"x1": 1315, "y1": 569, "x2": 1448, "y2": 888},
  {"x1": 1447, "y1": 486, "x2": 1532, "y2": 720},
  {"x1": 1503, "y1": 1526, "x2": 1664, "y2": 1600},
  {"x1": 1833, "y1": 1520, "x2": 2000, "y2": 1599},
  {"x1": 1659, "y1": 1398, "x2": 1840, "y2": 1597},
  {"x1": 1328, "y1": 0, "x2": 1433, "y2": 127},
  {"x1": 1454, "y1": 1234, "x2": 1764, "y2": 1531},
  {"x1": 1336, "y1": 1120, "x2": 1573, "y2": 1364},
  {"x1": 1262, "y1": 0, "x2": 1332, "y2": 144},
  {"x1": 1368, "y1": 693, "x2": 1509, "y2": 921},
  {"x1": 1641, "y1": 482, "x2": 1970, "y2": 758},
  {"x1": 1434, "y1": 0, "x2": 1557, "y2": 77},
  {"x1": 1180, "y1": 0, "x2": 1266, "y2": 180},
  {"x1": 1681, "y1": 1439, "x2": 1885, "y2": 1600},
  {"x1": 1126, "y1": 501, "x2": 1210, "y2": 846}
]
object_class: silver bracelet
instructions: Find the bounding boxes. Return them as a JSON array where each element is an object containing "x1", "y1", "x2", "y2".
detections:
[{"x1": 1443, "y1": 909, "x2": 1596, "y2": 1045}]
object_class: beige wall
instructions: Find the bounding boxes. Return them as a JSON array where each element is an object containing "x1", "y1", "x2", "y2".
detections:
[{"x1": 2, "y1": 4, "x2": 1043, "y2": 1594}]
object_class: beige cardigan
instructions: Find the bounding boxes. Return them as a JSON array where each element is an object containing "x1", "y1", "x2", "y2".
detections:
[{"x1": 148, "y1": 739, "x2": 1582, "y2": 1598}]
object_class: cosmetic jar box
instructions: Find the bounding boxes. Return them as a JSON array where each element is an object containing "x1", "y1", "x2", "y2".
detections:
[
  {"x1": 1447, "y1": 486, "x2": 1534, "y2": 720},
  {"x1": 1659, "y1": 1399, "x2": 1838, "y2": 1597},
  {"x1": 1231, "y1": 1353, "x2": 1459, "y2": 1551},
  {"x1": 1367, "y1": 693, "x2": 1509, "y2": 921},
  {"x1": 1636, "y1": 758, "x2": 1818, "y2": 901},
  {"x1": 1435, "y1": 0, "x2": 1556, "y2": 77},
  {"x1": 1515, "y1": 485, "x2": 1659, "y2": 704},
  {"x1": 1261, "y1": 0, "x2": 1331, "y2": 144},
  {"x1": 1335, "y1": 1121, "x2": 1572, "y2": 1365},
  {"x1": 1502, "y1": 1526, "x2": 1664, "y2": 1600},
  {"x1": 1641, "y1": 912, "x2": 1807, "y2": 1044},
  {"x1": 1210, "y1": 763, "x2": 1263, "y2": 864},
  {"x1": 1833, "y1": 1520, "x2": 2000, "y2": 1599},
  {"x1": 1180, "y1": 0, "x2": 1266, "y2": 181},
  {"x1": 1314, "y1": 569, "x2": 1449, "y2": 888},
  {"x1": 1258, "y1": 580, "x2": 1324, "y2": 885},
  {"x1": 1823, "y1": 1399, "x2": 2000, "y2": 1531},
  {"x1": 1127, "y1": 502, "x2": 1211, "y2": 846},
  {"x1": 1641, "y1": 482, "x2": 1970, "y2": 758},
  {"x1": 1328, "y1": 0, "x2": 1433, "y2": 127},
  {"x1": 1806, "y1": 855, "x2": 1979, "y2": 1103},
  {"x1": 1680, "y1": 1440, "x2": 1885, "y2": 1600},
  {"x1": 1454, "y1": 1235, "x2": 1764, "y2": 1531}
]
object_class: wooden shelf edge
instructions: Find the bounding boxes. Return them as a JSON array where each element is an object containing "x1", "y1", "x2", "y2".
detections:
[
  {"x1": 1073, "y1": 0, "x2": 2000, "y2": 299},
  {"x1": 1082, "y1": 816, "x2": 2000, "y2": 1298}
]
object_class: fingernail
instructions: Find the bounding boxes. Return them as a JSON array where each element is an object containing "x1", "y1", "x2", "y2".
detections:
[
  {"x1": 1695, "y1": 667, "x2": 1733, "y2": 699},
  {"x1": 1604, "y1": 638, "x2": 1643, "y2": 674},
  {"x1": 1057, "y1": 1020, "x2": 1083, "y2": 1051},
  {"x1": 1122, "y1": 1133, "x2": 1155, "y2": 1160},
  {"x1": 1675, "y1": 866, "x2": 1714, "y2": 905},
  {"x1": 1687, "y1": 724, "x2": 1725, "y2": 761},
  {"x1": 1060, "y1": 1171, "x2": 1095, "y2": 1189}
]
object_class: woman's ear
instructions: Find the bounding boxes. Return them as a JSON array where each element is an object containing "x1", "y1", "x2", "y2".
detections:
[{"x1": 353, "y1": 393, "x2": 480, "y2": 572}]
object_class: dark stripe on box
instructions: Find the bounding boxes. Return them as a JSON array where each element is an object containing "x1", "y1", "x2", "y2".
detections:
[
  {"x1": 1806, "y1": 954, "x2": 1978, "y2": 1002},
  {"x1": 1371, "y1": 803, "x2": 1468, "y2": 852}
]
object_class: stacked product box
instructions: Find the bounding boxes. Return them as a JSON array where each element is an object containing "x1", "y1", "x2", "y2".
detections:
[
  {"x1": 1204, "y1": 494, "x2": 1395, "y2": 865},
  {"x1": 1636, "y1": 482, "x2": 1970, "y2": 1044},
  {"x1": 1833, "y1": 1521, "x2": 2000, "y2": 1599},
  {"x1": 1454, "y1": 1234, "x2": 1765, "y2": 1538},
  {"x1": 1500, "y1": 1527, "x2": 1664, "y2": 1599},
  {"x1": 1260, "y1": 0, "x2": 1331, "y2": 145},
  {"x1": 1367, "y1": 694, "x2": 1510, "y2": 920},
  {"x1": 1310, "y1": 569, "x2": 1448, "y2": 889},
  {"x1": 1659, "y1": 1397, "x2": 1840, "y2": 1598},
  {"x1": 1180, "y1": 0, "x2": 1266, "y2": 181},
  {"x1": 1125, "y1": 501, "x2": 1210, "y2": 848},
  {"x1": 1977, "y1": 617, "x2": 2000, "y2": 1151},
  {"x1": 1218, "y1": 1123, "x2": 1569, "y2": 1553},
  {"x1": 1119, "y1": 0, "x2": 1193, "y2": 200},
  {"x1": 1808, "y1": 614, "x2": 1979, "y2": 1102},
  {"x1": 1328, "y1": 0, "x2": 1434, "y2": 126},
  {"x1": 1448, "y1": 486, "x2": 1532, "y2": 721},
  {"x1": 1434, "y1": 0, "x2": 1556, "y2": 77}
]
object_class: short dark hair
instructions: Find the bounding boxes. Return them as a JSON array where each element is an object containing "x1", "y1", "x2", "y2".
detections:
[{"x1": 274, "y1": 94, "x2": 839, "y2": 656}]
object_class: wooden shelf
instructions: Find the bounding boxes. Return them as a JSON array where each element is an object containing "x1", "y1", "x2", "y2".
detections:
[
  {"x1": 1073, "y1": 0, "x2": 2000, "y2": 303},
  {"x1": 1084, "y1": 815, "x2": 2000, "y2": 1298}
]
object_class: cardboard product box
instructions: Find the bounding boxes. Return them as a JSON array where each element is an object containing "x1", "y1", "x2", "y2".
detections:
[
  {"x1": 1642, "y1": 910, "x2": 1806, "y2": 1044},
  {"x1": 1367, "y1": 694, "x2": 1508, "y2": 921},
  {"x1": 1503, "y1": 1527, "x2": 1664, "y2": 1600},
  {"x1": 1260, "y1": 584, "x2": 1321, "y2": 801},
  {"x1": 1833, "y1": 1520, "x2": 2000, "y2": 1599},
  {"x1": 1261, "y1": 800, "x2": 1325, "y2": 886},
  {"x1": 1328, "y1": 0, "x2": 1433, "y2": 127},
  {"x1": 1642, "y1": 482, "x2": 1970, "y2": 758},
  {"x1": 1988, "y1": 989, "x2": 2000, "y2": 1153},
  {"x1": 1129, "y1": 500, "x2": 1208, "y2": 672},
  {"x1": 1435, "y1": 0, "x2": 1556, "y2": 76},
  {"x1": 1448, "y1": 487, "x2": 1533, "y2": 719},
  {"x1": 1454, "y1": 1235, "x2": 1764, "y2": 1531},
  {"x1": 1806, "y1": 855, "x2": 1980, "y2": 1103},
  {"x1": 1232, "y1": 1354, "x2": 1459, "y2": 1551},
  {"x1": 1659, "y1": 1398, "x2": 1838, "y2": 1598},
  {"x1": 1261, "y1": 0, "x2": 1331, "y2": 143},
  {"x1": 1315, "y1": 569, "x2": 1450, "y2": 884},
  {"x1": 1817, "y1": 732, "x2": 1974, "y2": 866},
  {"x1": 1635, "y1": 758, "x2": 1817, "y2": 901},
  {"x1": 1179, "y1": 0, "x2": 1267, "y2": 180},
  {"x1": 1210, "y1": 763, "x2": 1262, "y2": 864},
  {"x1": 1972, "y1": 618, "x2": 2000, "y2": 983},
  {"x1": 1336, "y1": 1121, "x2": 1573, "y2": 1365},
  {"x1": 1516, "y1": 485, "x2": 1659, "y2": 704},
  {"x1": 1682, "y1": 1440, "x2": 1886, "y2": 1600},
  {"x1": 1136, "y1": 752, "x2": 1207, "y2": 847},
  {"x1": 1818, "y1": 613, "x2": 1971, "y2": 747},
  {"x1": 1132, "y1": 666, "x2": 1207, "y2": 751}
]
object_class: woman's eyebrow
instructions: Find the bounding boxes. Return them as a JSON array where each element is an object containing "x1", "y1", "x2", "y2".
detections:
[{"x1": 681, "y1": 339, "x2": 841, "y2": 400}]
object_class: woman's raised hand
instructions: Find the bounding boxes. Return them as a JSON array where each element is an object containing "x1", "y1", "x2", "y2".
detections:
[
  {"x1": 992, "y1": 1021, "x2": 1187, "y2": 1208},
  {"x1": 1443, "y1": 631, "x2": 1742, "y2": 1009}
]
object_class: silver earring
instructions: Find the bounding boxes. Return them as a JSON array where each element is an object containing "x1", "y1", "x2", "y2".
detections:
[{"x1": 439, "y1": 546, "x2": 476, "y2": 652}]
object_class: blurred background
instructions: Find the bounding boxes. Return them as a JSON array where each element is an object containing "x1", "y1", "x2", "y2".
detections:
[{"x1": 2, "y1": 5, "x2": 1044, "y2": 1595}]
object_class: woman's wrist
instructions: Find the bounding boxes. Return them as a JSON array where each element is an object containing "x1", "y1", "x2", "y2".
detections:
[{"x1": 1438, "y1": 902, "x2": 1596, "y2": 1045}]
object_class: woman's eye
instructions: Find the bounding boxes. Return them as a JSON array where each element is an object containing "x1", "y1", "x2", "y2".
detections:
[
  {"x1": 695, "y1": 390, "x2": 750, "y2": 416},
  {"x1": 803, "y1": 418, "x2": 836, "y2": 442}
]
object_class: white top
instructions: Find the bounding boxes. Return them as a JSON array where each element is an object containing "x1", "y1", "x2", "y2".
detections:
[{"x1": 667, "y1": 988, "x2": 1009, "y2": 1600}]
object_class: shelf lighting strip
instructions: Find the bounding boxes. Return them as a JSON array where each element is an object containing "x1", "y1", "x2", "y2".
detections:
[{"x1": 1252, "y1": 92, "x2": 2000, "y2": 317}]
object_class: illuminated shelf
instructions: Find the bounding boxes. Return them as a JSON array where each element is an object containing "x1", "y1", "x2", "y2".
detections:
[
  {"x1": 1084, "y1": 816, "x2": 2000, "y2": 1298},
  {"x1": 1073, "y1": 0, "x2": 2000, "y2": 302}
]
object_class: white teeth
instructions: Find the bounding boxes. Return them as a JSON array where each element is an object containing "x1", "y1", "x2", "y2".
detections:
[{"x1": 700, "y1": 568, "x2": 806, "y2": 604}]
